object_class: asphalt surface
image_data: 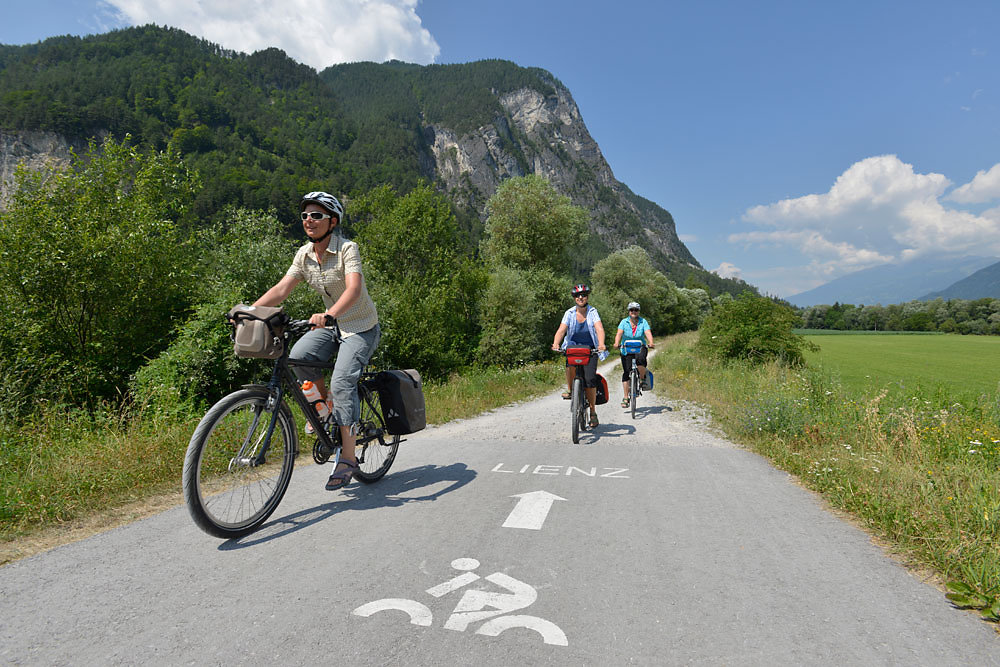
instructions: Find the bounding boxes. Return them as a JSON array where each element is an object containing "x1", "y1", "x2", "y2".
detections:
[{"x1": 2, "y1": 363, "x2": 998, "y2": 665}]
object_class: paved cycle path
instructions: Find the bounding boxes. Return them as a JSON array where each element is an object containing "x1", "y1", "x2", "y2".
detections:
[{"x1": 1, "y1": 377, "x2": 998, "y2": 665}]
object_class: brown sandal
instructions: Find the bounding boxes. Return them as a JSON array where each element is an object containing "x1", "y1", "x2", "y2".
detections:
[
  {"x1": 325, "y1": 458, "x2": 359, "y2": 490},
  {"x1": 589, "y1": 413, "x2": 599, "y2": 428}
]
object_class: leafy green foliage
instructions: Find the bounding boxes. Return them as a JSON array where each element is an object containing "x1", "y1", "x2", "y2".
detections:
[
  {"x1": 476, "y1": 176, "x2": 586, "y2": 365},
  {"x1": 697, "y1": 293, "x2": 817, "y2": 365},
  {"x1": 946, "y1": 580, "x2": 1000, "y2": 622},
  {"x1": 475, "y1": 266, "x2": 565, "y2": 367},
  {"x1": 0, "y1": 136, "x2": 199, "y2": 408},
  {"x1": 130, "y1": 208, "x2": 319, "y2": 411},
  {"x1": 481, "y1": 175, "x2": 589, "y2": 273},
  {"x1": 800, "y1": 297, "x2": 1000, "y2": 335},
  {"x1": 350, "y1": 183, "x2": 486, "y2": 378},
  {"x1": 587, "y1": 245, "x2": 710, "y2": 336}
]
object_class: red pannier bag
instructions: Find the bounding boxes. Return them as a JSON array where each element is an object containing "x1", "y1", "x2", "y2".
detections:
[{"x1": 595, "y1": 373, "x2": 609, "y2": 405}]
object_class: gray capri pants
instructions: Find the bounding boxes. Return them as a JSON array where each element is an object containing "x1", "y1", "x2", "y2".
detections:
[{"x1": 289, "y1": 323, "x2": 381, "y2": 429}]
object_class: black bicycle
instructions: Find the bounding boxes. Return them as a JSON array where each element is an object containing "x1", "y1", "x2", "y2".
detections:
[
  {"x1": 183, "y1": 317, "x2": 400, "y2": 538},
  {"x1": 622, "y1": 339, "x2": 644, "y2": 420},
  {"x1": 561, "y1": 347, "x2": 596, "y2": 444}
]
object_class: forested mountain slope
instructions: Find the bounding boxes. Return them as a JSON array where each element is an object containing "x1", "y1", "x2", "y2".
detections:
[{"x1": 0, "y1": 25, "x2": 744, "y2": 291}]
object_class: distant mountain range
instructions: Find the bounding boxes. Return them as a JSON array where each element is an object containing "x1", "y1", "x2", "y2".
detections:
[
  {"x1": 785, "y1": 255, "x2": 1000, "y2": 307},
  {"x1": 921, "y1": 260, "x2": 1000, "y2": 300}
]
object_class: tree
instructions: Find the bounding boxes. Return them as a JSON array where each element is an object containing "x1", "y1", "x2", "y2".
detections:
[
  {"x1": 588, "y1": 246, "x2": 688, "y2": 334},
  {"x1": 0, "y1": 135, "x2": 200, "y2": 407},
  {"x1": 697, "y1": 293, "x2": 817, "y2": 366},
  {"x1": 131, "y1": 207, "x2": 318, "y2": 410},
  {"x1": 351, "y1": 183, "x2": 485, "y2": 378},
  {"x1": 480, "y1": 174, "x2": 589, "y2": 273}
]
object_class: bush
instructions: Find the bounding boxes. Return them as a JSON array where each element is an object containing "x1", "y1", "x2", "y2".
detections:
[
  {"x1": 130, "y1": 208, "x2": 320, "y2": 411},
  {"x1": 589, "y1": 245, "x2": 704, "y2": 335},
  {"x1": 0, "y1": 136, "x2": 199, "y2": 409},
  {"x1": 697, "y1": 292, "x2": 817, "y2": 365},
  {"x1": 351, "y1": 183, "x2": 486, "y2": 378},
  {"x1": 475, "y1": 266, "x2": 565, "y2": 367}
]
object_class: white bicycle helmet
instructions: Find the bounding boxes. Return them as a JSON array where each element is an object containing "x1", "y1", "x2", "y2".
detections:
[
  {"x1": 301, "y1": 191, "x2": 344, "y2": 221},
  {"x1": 627, "y1": 301, "x2": 640, "y2": 311}
]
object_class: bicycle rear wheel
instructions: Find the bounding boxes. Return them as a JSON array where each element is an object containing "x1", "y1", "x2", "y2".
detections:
[
  {"x1": 571, "y1": 376, "x2": 583, "y2": 444},
  {"x1": 354, "y1": 385, "x2": 400, "y2": 483},
  {"x1": 183, "y1": 388, "x2": 297, "y2": 539}
]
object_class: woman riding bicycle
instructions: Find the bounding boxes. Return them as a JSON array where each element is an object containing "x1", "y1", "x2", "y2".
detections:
[
  {"x1": 551, "y1": 284, "x2": 607, "y2": 428},
  {"x1": 253, "y1": 191, "x2": 380, "y2": 491},
  {"x1": 613, "y1": 301, "x2": 654, "y2": 408}
]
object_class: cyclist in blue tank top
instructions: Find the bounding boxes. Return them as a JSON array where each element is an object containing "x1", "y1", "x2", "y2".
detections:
[
  {"x1": 551, "y1": 284, "x2": 607, "y2": 428},
  {"x1": 613, "y1": 301, "x2": 654, "y2": 408}
]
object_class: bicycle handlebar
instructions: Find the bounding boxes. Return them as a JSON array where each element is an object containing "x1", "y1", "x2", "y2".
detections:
[{"x1": 286, "y1": 316, "x2": 342, "y2": 343}]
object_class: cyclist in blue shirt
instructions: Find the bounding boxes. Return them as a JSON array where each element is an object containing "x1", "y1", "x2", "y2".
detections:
[
  {"x1": 613, "y1": 301, "x2": 654, "y2": 408},
  {"x1": 551, "y1": 284, "x2": 608, "y2": 428}
]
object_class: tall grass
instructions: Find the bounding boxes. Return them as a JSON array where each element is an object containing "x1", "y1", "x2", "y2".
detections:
[
  {"x1": 0, "y1": 360, "x2": 566, "y2": 547},
  {"x1": 652, "y1": 331, "x2": 1000, "y2": 599}
]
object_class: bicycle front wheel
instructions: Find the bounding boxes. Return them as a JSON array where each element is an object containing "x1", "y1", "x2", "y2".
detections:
[
  {"x1": 183, "y1": 388, "x2": 297, "y2": 539},
  {"x1": 355, "y1": 385, "x2": 400, "y2": 483},
  {"x1": 631, "y1": 370, "x2": 638, "y2": 420},
  {"x1": 571, "y1": 377, "x2": 583, "y2": 444}
]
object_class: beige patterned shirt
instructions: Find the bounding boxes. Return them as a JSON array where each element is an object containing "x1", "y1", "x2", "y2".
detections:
[{"x1": 285, "y1": 233, "x2": 379, "y2": 337}]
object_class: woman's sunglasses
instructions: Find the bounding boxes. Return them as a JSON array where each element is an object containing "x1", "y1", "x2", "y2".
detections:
[{"x1": 301, "y1": 211, "x2": 332, "y2": 221}]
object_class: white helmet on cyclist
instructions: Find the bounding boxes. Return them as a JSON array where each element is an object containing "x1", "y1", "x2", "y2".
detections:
[
  {"x1": 301, "y1": 191, "x2": 344, "y2": 222},
  {"x1": 627, "y1": 301, "x2": 640, "y2": 311}
]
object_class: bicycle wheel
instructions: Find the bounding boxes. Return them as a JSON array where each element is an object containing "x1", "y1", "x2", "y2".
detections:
[
  {"x1": 571, "y1": 376, "x2": 583, "y2": 444},
  {"x1": 354, "y1": 385, "x2": 400, "y2": 483},
  {"x1": 631, "y1": 369, "x2": 638, "y2": 420},
  {"x1": 183, "y1": 388, "x2": 297, "y2": 539}
]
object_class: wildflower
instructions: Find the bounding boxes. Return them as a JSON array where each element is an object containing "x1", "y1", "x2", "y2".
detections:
[
  {"x1": 969, "y1": 450, "x2": 977, "y2": 454},
  {"x1": 970, "y1": 440, "x2": 982, "y2": 445}
]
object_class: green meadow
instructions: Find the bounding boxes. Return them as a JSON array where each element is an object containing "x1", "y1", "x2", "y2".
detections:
[
  {"x1": 803, "y1": 333, "x2": 1000, "y2": 399},
  {"x1": 652, "y1": 332, "x2": 1000, "y2": 618}
]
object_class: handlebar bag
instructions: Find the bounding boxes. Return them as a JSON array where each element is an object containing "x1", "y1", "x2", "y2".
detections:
[
  {"x1": 227, "y1": 304, "x2": 287, "y2": 359},
  {"x1": 622, "y1": 339, "x2": 644, "y2": 354},
  {"x1": 566, "y1": 347, "x2": 592, "y2": 365},
  {"x1": 375, "y1": 369, "x2": 426, "y2": 435}
]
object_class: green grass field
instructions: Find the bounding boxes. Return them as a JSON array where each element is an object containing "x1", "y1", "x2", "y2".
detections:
[
  {"x1": 653, "y1": 332, "x2": 1000, "y2": 614},
  {"x1": 804, "y1": 333, "x2": 1000, "y2": 399}
]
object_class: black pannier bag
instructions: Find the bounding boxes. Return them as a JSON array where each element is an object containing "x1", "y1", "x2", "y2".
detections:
[
  {"x1": 374, "y1": 369, "x2": 426, "y2": 435},
  {"x1": 227, "y1": 304, "x2": 287, "y2": 359}
]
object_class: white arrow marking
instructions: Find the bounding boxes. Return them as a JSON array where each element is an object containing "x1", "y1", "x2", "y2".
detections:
[{"x1": 502, "y1": 491, "x2": 566, "y2": 530}]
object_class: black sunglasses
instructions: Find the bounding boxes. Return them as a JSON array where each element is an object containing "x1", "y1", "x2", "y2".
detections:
[{"x1": 301, "y1": 211, "x2": 332, "y2": 221}]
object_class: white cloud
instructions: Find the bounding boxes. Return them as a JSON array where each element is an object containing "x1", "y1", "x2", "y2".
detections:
[
  {"x1": 102, "y1": 0, "x2": 440, "y2": 69},
  {"x1": 733, "y1": 155, "x2": 1000, "y2": 293},
  {"x1": 711, "y1": 262, "x2": 741, "y2": 279},
  {"x1": 678, "y1": 234, "x2": 698, "y2": 243},
  {"x1": 947, "y1": 163, "x2": 1000, "y2": 203}
]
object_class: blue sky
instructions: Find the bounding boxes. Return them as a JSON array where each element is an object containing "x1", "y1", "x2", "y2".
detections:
[{"x1": 3, "y1": 1, "x2": 1000, "y2": 297}]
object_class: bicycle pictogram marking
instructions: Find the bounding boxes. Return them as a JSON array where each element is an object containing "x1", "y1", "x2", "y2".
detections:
[{"x1": 352, "y1": 558, "x2": 568, "y2": 646}]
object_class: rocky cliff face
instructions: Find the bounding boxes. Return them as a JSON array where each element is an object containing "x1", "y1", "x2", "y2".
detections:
[
  {"x1": 0, "y1": 131, "x2": 84, "y2": 207},
  {"x1": 425, "y1": 78, "x2": 699, "y2": 268}
]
